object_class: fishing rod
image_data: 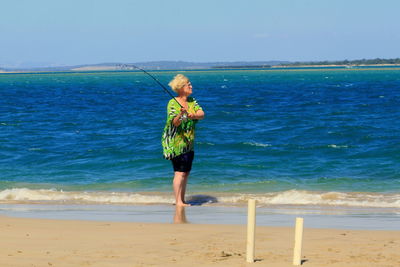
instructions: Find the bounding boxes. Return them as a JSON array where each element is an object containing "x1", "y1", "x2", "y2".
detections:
[{"x1": 130, "y1": 65, "x2": 183, "y2": 108}]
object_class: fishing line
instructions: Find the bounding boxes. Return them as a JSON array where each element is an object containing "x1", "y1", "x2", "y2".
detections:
[{"x1": 130, "y1": 65, "x2": 183, "y2": 108}]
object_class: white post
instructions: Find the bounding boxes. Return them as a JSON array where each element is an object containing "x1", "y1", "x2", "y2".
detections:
[
  {"x1": 246, "y1": 199, "x2": 256, "y2": 263},
  {"x1": 293, "y1": 217, "x2": 304, "y2": 265}
]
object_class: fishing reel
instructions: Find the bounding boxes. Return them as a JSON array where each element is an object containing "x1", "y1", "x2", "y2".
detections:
[{"x1": 179, "y1": 112, "x2": 188, "y2": 122}]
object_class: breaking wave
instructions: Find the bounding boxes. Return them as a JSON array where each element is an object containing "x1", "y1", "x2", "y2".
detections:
[{"x1": 1, "y1": 188, "x2": 399, "y2": 208}]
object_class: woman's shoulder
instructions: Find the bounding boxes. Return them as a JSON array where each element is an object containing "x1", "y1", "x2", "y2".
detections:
[
  {"x1": 168, "y1": 98, "x2": 179, "y2": 106},
  {"x1": 188, "y1": 96, "x2": 198, "y2": 103}
]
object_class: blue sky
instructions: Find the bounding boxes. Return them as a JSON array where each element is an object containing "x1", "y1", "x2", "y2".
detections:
[{"x1": 1, "y1": 0, "x2": 399, "y2": 67}]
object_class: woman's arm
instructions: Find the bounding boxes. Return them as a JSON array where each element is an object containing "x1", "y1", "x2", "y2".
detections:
[{"x1": 188, "y1": 109, "x2": 205, "y2": 120}]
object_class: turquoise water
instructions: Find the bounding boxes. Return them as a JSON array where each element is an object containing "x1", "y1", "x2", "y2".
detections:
[{"x1": 1, "y1": 69, "x2": 399, "y2": 207}]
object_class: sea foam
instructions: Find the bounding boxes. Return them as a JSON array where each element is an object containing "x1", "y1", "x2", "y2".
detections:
[
  {"x1": 218, "y1": 190, "x2": 400, "y2": 208},
  {"x1": 1, "y1": 188, "x2": 399, "y2": 208},
  {"x1": 243, "y1": 142, "x2": 271, "y2": 147},
  {"x1": 0, "y1": 188, "x2": 174, "y2": 204}
]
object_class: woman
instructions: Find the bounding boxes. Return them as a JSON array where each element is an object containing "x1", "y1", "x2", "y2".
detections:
[{"x1": 162, "y1": 74, "x2": 205, "y2": 206}]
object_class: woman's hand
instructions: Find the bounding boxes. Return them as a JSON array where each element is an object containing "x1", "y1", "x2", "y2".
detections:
[
  {"x1": 188, "y1": 109, "x2": 205, "y2": 120},
  {"x1": 179, "y1": 107, "x2": 187, "y2": 116},
  {"x1": 173, "y1": 107, "x2": 188, "y2": 126},
  {"x1": 187, "y1": 113, "x2": 197, "y2": 120}
]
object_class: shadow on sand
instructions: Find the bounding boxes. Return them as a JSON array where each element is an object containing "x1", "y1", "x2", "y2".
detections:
[
  {"x1": 173, "y1": 195, "x2": 218, "y2": 224},
  {"x1": 186, "y1": 194, "x2": 218, "y2": 206}
]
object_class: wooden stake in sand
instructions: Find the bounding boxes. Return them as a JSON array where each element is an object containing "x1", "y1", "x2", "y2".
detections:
[
  {"x1": 246, "y1": 199, "x2": 256, "y2": 263},
  {"x1": 293, "y1": 217, "x2": 304, "y2": 265}
]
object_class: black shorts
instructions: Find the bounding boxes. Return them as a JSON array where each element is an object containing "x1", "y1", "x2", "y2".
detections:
[{"x1": 171, "y1": 151, "x2": 195, "y2": 172}]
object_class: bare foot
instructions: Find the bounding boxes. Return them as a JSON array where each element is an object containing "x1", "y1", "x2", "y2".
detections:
[{"x1": 176, "y1": 202, "x2": 191, "y2": 207}]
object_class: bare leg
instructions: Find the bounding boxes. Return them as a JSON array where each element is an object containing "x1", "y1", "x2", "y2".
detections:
[
  {"x1": 181, "y1": 171, "x2": 190, "y2": 204},
  {"x1": 173, "y1": 171, "x2": 190, "y2": 206}
]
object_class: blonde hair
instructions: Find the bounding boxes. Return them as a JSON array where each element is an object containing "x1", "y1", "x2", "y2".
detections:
[{"x1": 168, "y1": 74, "x2": 189, "y2": 93}]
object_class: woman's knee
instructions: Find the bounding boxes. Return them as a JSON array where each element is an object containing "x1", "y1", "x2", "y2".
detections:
[
  {"x1": 174, "y1": 171, "x2": 189, "y2": 180},
  {"x1": 174, "y1": 171, "x2": 185, "y2": 179}
]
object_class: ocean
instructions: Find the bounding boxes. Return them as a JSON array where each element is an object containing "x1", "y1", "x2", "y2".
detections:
[{"x1": 1, "y1": 68, "x2": 400, "y2": 213}]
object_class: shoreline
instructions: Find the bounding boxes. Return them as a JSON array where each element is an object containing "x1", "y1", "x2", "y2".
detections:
[
  {"x1": 273, "y1": 63, "x2": 400, "y2": 68},
  {"x1": 1, "y1": 203, "x2": 399, "y2": 231},
  {"x1": 1, "y1": 215, "x2": 399, "y2": 266},
  {"x1": 1, "y1": 64, "x2": 400, "y2": 74}
]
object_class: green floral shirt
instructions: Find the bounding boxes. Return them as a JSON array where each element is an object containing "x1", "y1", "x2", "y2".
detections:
[{"x1": 161, "y1": 97, "x2": 202, "y2": 160}]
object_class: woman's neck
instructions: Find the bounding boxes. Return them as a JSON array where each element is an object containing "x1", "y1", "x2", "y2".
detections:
[{"x1": 176, "y1": 95, "x2": 188, "y2": 102}]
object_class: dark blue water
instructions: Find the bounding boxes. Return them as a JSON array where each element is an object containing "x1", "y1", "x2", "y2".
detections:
[{"x1": 1, "y1": 69, "x2": 400, "y2": 206}]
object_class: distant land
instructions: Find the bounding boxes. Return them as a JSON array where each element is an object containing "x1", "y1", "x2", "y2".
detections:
[
  {"x1": 1, "y1": 58, "x2": 400, "y2": 73},
  {"x1": 0, "y1": 61, "x2": 288, "y2": 73},
  {"x1": 279, "y1": 58, "x2": 400, "y2": 67}
]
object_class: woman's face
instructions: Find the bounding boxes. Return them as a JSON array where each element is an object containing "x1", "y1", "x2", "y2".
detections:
[{"x1": 179, "y1": 81, "x2": 192, "y2": 96}]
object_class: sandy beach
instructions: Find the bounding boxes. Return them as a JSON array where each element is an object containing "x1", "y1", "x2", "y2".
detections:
[{"x1": 1, "y1": 213, "x2": 399, "y2": 267}]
